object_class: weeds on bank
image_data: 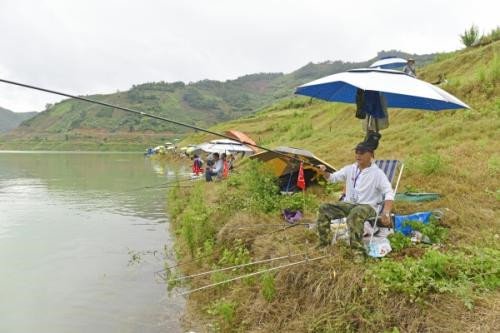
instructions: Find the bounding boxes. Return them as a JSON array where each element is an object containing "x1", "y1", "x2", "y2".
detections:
[
  {"x1": 260, "y1": 272, "x2": 277, "y2": 302},
  {"x1": 207, "y1": 298, "x2": 237, "y2": 331},
  {"x1": 222, "y1": 159, "x2": 319, "y2": 214},
  {"x1": 175, "y1": 183, "x2": 214, "y2": 257},
  {"x1": 387, "y1": 233, "x2": 412, "y2": 252},
  {"x1": 369, "y1": 247, "x2": 500, "y2": 308}
]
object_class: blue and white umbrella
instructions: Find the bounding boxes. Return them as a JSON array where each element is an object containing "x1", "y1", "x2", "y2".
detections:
[
  {"x1": 369, "y1": 57, "x2": 408, "y2": 69},
  {"x1": 295, "y1": 68, "x2": 469, "y2": 111}
]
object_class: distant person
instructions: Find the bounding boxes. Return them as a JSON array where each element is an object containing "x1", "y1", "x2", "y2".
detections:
[
  {"x1": 315, "y1": 141, "x2": 394, "y2": 253},
  {"x1": 205, "y1": 152, "x2": 222, "y2": 182},
  {"x1": 192, "y1": 154, "x2": 204, "y2": 176},
  {"x1": 227, "y1": 153, "x2": 236, "y2": 171},
  {"x1": 221, "y1": 153, "x2": 230, "y2": 178},
  {"x1": 403, "y1": 58, "x2": 416, "y2": 77}
]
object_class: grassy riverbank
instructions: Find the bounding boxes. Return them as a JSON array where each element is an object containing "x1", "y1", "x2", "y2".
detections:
[{"x1": 165, "y1": 41, "x2": 499, "y2": 332}]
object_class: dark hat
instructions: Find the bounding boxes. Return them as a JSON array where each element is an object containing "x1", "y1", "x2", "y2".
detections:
[{"x1": 354, "y1": 141, "x2": 375, "y2": 153}]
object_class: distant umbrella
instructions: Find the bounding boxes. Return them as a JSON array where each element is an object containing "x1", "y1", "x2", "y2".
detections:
[
  {"x1": 197, "y1": 139, "x2": 254, "y2": 154},
  {"x1": 370, "y1": 57, "x2": 408, "y2": 69}
]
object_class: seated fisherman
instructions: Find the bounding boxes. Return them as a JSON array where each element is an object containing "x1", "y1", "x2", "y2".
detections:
[
  {"x1": 205, "y1": 152, "x2": 222, "y2": 182},
  {"x1": 316, "y1": 141, "x2": 394, "y2": 251}
]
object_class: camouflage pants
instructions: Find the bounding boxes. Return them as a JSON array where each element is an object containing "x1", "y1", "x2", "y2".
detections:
[{"x1": 316, "y1": 202, "x2": 376, "y2": 249}]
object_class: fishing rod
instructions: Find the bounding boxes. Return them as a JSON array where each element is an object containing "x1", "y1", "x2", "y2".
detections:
[
  {"x1": 0, "y1": 78, "x2": 323, "y2": 169},
  {"x1": 167, "y1": 252, "x2": 307, "y2": 282},
  {"x1": 179, "y1": 254, "x2": 329, "y2": 296}
]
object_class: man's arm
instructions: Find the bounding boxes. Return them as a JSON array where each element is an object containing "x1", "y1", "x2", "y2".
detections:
[
  {"x1": 379, "y1": 171, "x2": 395, "y2": 226},
  {"x1": 318, "y1": 165, "x2": 347, "y2": 183},
  {"x1": 380, "y1": 200, "x2": 393, "y2": 226},
  {"x1": 212, "y1": 160, "x2": 223, "y2": 173}
]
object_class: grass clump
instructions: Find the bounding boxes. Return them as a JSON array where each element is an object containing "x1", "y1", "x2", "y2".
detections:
[
  {"x1": 407, "y1": 152, "x2": 446, "y2": 176},
  {"x1": 207, "y1": 298, "x2": 237, "y2": 330}
]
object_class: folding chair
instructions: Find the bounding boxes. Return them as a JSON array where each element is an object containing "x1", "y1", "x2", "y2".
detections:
[
  {"x1": 366, "y1": 159, "x2": 405, "y2": 238},
  {"x1": 374, "y1": 160, "x2": 404, "y2": 195}
]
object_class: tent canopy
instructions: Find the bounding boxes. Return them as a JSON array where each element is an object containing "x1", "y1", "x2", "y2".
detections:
[{"x1": 250, "y1": 146, "x2": 336, "y2": 177}]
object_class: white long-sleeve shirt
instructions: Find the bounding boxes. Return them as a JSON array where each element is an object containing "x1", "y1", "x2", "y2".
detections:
[
  {"x1": 212, "y1": 159, "x2": 224, "y2": 174},
  {"x1": 328, "y1": 162, "x2": 394, "y2": 211}
]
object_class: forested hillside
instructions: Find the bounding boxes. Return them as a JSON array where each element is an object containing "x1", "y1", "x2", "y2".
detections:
[{"x1": 0, "y1": 50, "x2": 434, "y2": 150}]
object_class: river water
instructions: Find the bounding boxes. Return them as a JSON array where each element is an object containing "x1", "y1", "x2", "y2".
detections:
[{"x1": 0, "y1": 151, "x2": 185, "y2": 333}]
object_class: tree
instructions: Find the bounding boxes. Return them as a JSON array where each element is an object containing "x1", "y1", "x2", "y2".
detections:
[{"x1": 460, "y1": 25, "x2": 480, "y2": 47}]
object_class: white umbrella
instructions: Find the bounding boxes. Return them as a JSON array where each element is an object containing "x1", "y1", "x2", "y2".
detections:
[
  {"x1": 296, "y1": 68, "x2": 469, "y2": 111},
  {"x1": 197, "y1": 139, "x2": 253, "y2": 154},
  {"x1": 370, "y1": 57, "x2": 407, "y2": 69}
]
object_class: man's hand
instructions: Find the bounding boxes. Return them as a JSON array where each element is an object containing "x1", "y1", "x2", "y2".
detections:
[
  {"x1": 317, "y1": 164, "x2": 329, "y2": 179},
  {"x1": 380, "y1": 211, "x2": 392, "y2": 227}
]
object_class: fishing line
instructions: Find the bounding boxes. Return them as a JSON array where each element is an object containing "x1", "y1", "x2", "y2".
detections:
[{"x1": 0, "y1": 78, "x2": 322, "y2": 168}]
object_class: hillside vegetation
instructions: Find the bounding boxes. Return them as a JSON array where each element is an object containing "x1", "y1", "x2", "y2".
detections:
[
  {"x1": 0, "y1": 107, "x2": 37, "y2": 132},
  {"x1": 167, "y1": 41, "x2": 499, "y2": 332},
  {"x1": 0, "y1": 51, "x2": 434, "y2": 150}
]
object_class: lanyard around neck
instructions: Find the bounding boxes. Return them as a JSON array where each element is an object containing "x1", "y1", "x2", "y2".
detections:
[{"x1": 353, "y1": 167, "x2": 362, "y2": 188}]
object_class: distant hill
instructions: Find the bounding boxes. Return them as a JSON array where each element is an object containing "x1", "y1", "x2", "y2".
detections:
[
  {"x1": 0, "y1": 107, "x2": 37, "y2": 132},
  {"x1": 1, "y1": 50, "x2": 435, "y2": 149}
]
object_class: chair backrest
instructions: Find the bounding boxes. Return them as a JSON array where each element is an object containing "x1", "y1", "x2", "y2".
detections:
[{"x1": 374, "y1": 159, "x2": 404, "y2": 193}]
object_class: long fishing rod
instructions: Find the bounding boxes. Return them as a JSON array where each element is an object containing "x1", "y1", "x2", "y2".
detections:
[
  {"x1": 179, "y1": 254, "x2": 329, "y2": 296},
  {"x1": 168, "y1": 252, "x2": 307, "y2": 282},
  {"x1": 0, "y1": 78, "x2": 321, "y2": 168}
]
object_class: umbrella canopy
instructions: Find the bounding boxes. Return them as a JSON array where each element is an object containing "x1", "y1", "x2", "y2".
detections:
[
  {"x1": 249, "y1": 146, "x2": 336, "y2": 177},
  {"x1": 370, "y1": 57, "x2": 407, "y2": 69},
  {"x1": 225, "y1": 130, "x2": 259, "y2": 152},
  {"x1": 295, "y1": 68, "x2": 470, "y2": 111},
  {"x1": 197, "y1": 139, "x2": 254, "y2": 154}
]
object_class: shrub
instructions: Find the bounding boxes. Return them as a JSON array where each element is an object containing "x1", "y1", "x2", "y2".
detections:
[
  {"x1": 460, "y1": 25, "x2": 480, "y2": 47},
  {"x1": 227, "y1": 160, "x2": 280, "y2": 213},
  {"x1": 417, "y1": 152, "x2": 446, "y2": 175}
]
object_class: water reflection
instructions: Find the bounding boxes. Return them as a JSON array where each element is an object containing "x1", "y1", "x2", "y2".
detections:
[{"x1": 0, "y1": 152, "x2": 185, "y2": 333}]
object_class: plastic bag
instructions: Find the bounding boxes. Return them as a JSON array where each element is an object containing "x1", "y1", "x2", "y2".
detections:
[
  {"x1": 331, "y1": 218, "x2": 349, "y2": 244},
  {"x1": 282, "y1": 209, "x2": 303, "y2": 224},
  {"x1": 366, "y1": 237, "x2": 392, "y2": 257}
]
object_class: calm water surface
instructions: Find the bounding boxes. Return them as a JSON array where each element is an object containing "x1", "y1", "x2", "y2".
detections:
[{"x1": 0, "y1": 151, "x2": 185, "y2": 333}]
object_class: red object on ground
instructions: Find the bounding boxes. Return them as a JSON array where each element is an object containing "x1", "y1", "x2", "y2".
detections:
[{"x1": 297, "y1": 162, "x2": 306, "y2": 190}]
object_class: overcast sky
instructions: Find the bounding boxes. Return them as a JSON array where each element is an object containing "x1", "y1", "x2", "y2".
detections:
[{"x1": 0, "y1": 0, "x2": 498, "y2": 112}]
